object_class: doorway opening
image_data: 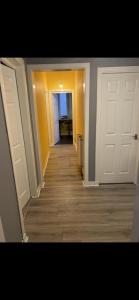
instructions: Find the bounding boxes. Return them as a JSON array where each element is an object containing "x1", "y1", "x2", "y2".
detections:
[
  {"x1": 52, "y1": 92, "x2": 73, "y2": 145},
  {"x1": 29, "y1": 67, "x2": 88, "y2": 184}
]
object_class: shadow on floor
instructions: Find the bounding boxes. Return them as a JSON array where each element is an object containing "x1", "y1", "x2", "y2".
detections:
[{"x1": 55, "y1": 136, "x2": 73, "y2": 145}]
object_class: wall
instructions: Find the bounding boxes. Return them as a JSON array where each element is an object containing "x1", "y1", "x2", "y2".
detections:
[
  {"x1": 46, "y1": 71, "x2": 75, "y2": 90},
  {"x1": 44, "y1": 71, "x2": 76, "y2": 144},
  {"x1": 32, "y1": 72, "x2": 49, "y2": 176},
  {"x1": 25, "y1": 58, "x2": 139, "y2": 180},
  {"x1": 74, "y1": 70, "x2": 85, "y2": 143},
  {"x1": 0, "y1": 89, "x2": 22, "y2": 242},
  {"x1": 45, "y1": 70, "x2": 84, "y2": 145}
]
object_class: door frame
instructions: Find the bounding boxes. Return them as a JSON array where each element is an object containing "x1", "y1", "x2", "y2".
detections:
[
  {"x1": 49, "y1": 90, "x2": 74, "y2": 146},
  {"x1": 52, "y1": 92, "x2": 60, "y2": 145},
  {"x1": 27, "y1": 63, "x2": 90, "y2": 185},
  {"x1": 0, "y1": 57, "x2": 37, "y2": 241},
  {"x1": 96, "y1": 66, "x2": 139, "y2": 185}
]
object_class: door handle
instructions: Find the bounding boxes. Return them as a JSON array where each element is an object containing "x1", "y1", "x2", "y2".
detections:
[{"x1": 132, "y1": 134, "x2": 138, "y2": 140}]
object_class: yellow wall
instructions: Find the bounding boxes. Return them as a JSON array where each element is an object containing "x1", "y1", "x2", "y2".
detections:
[
  {"x1": 32, "y1": 70, "x2": 85, "y2": 175},
  {"x1": 74, "y1": 70, "x2": 85, "y2": 143},
  {"x1": 46, "y1": 71, "x2": 75, "y2": 90},
  {"x1": 44, "y1": 70, "x2": 85, "y2": 146},
  {"x1": 32, "y1": 72, "x2": 49, "y2": 176}
]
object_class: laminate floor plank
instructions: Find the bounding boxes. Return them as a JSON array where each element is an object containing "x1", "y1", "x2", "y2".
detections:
[{"x1": 24, "y1": 145, "x2": 135, "y2": 242}]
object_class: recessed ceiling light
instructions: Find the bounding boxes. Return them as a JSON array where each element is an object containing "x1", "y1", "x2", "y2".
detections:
[{"x1": 59, "y1": 84, "x2": 63, "y2": 89}]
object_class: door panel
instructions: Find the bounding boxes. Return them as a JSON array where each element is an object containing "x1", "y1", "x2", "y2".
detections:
[
  {"x1": 1, "y1": 64, "x2": 30, "y2": 208},
  {"x1": 105, "y1": 101, "x2": 117, "y2": 133},
  {"x1": 98, "y1": 73, "x2": 139, "y2": 183}
]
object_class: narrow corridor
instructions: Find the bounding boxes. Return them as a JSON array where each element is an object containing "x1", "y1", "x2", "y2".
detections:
[{"x1": 24, "y1": 145, "x2": 135, "y2": 242}]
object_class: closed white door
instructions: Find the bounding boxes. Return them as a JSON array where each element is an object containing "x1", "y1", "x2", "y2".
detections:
[
  {"x1": 0, "y1": 64, "x2": 30, "y2": 208},
  {"x1": 97, "y1": 73, "x2": 139, "y2": 183},
  {"x1": 53, "y1": 94, "x2": 60, "y2": 144}
]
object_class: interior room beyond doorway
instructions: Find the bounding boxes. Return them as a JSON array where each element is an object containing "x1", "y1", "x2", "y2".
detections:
[
  {"x1": 53, "y1": 92, "x2": 73, "y2": 145},
  {"x1": 32, "y1": 69, "x2": 85, "y2": 179}
]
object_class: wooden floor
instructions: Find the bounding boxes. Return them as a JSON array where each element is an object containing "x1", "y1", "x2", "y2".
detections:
[{"x1": 24, "y1": 145, "x2": 136, "y2": 242}]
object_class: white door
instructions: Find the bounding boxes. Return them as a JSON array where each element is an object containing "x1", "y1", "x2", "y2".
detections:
[
  {"x1": 53, "y1": 94, "x2": 60, "y2": 144},
  {"x1": 0, "y1": 64, "x2": 30, "y2": 208},
  {"x1": 97, "y1": 73, "x2": 139, "y2": 183}
]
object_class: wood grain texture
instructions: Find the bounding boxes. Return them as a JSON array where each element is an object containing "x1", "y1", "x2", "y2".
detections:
[{"x1": 24, "y1": 145, "x2": 135, "y2": 242}]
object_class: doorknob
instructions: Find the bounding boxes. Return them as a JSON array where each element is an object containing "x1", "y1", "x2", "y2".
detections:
[{"x1": 132, "y1": 134, "x2": 138, "y2": 140}]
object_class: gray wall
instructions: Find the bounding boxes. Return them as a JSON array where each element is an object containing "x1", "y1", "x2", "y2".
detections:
[
  {"x1": 0, "y1": 89, "x2": 22, "y2": 242},
  {"x1": 25, "y1": 57, "x2": 139, "y2": 180}
]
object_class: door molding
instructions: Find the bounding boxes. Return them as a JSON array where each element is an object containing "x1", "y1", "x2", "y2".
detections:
[
  {"x1": 52, "y1": 93, "x2": 60, "y2": 145},
  {"x1": 0, "y1": 58, "x2": 28, "y2": 240},
  {"x1": 49, "y1": 90, "x2": 75, "y2": 147},
  {"x1": 0, "y1": 58, "x2": 38, "y2": 197},
  {"x1": 27, "y1": 63, "x2": 90, "y2": 185},
  {"x1": 0, "y1": 57, "x2": 38, "y2": 241},
  {"x1": 96, "y1": 66, "x2": 139, "y2": 184}
]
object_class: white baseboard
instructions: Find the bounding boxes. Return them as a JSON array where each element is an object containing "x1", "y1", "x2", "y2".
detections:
[
  {"x1": 43, "y1": 152, "x2": 50, "y2": 177},
  {"x1": 22, "y1": 232, "x2": 29, "y2": 242},
  {"x1": 32, "y1": 152, "x2": 50, "y2": 199},
  {"x1": 74, "y1": 142, "x2": 77, "y2": 152},
  {"x1": 31, "y1": 184, "x2": 41, "y2": 198},
  {"x1": 37, "y1": 185, "x2": 41, "y2": 197},
  {"x1": 40, "y1": 180, "x2": 45, "y2": 188},
  {"x1": 32, "y1": 178, "x2": 46, "y2": 198},
  {"x1": 83, "y1": 180, "x2": 99, "y2": 187}
]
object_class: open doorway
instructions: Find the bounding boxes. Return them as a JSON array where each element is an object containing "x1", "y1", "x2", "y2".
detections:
[
  {"x1": 27, "y1": 63, "x2": 90, "y2": 189},
  {"x1": 52, "y1": 92, "x2": 73, "y2": 145}
]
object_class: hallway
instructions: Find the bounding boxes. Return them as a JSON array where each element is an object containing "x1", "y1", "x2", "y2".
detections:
[{"x1": 24, "y1": 145, "x2": 135, "y2": 242}]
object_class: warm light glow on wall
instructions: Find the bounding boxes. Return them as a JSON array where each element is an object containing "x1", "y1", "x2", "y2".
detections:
[
  {"x1": 33, "y1": 84, "x2": 36, "y2": 89},
  {"x1": 59, "y1": 83, "x2": 63, "y2": 89}
]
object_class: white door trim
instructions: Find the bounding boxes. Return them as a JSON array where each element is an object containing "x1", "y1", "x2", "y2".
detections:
[
  {"x1": 52, "y1": 93, "x2": 60, "y2": 144},
  {"x1": 0, "y1": 57, "x2": 38, "y2": 241},
  {"x1": 96, "y1": 66, "x2": 139, "y2": 184},
  {"x1": 0, "y1": 58, "x2": 38, "y2": 197},
  {"x1": 98, "y1": 66, "x2": 139, "y2": 75},
  {"x1": 0, "y1": 59, "x2": 26, "y2": 240},
  {"x1": 49, "y1": 90, "x2": 75, "y2": 146},
  {"x1": 45, "y1": 91, "x2": 52, "y2": 147},
  {"x1": 26, "y1": 69, "x2": 44, "y2": 189},
  {"x1": 27, "y1": 63, "x2": 90, "y2": 185}
]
